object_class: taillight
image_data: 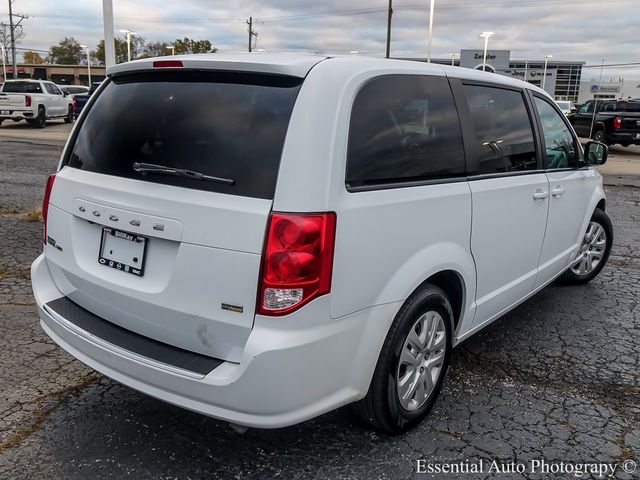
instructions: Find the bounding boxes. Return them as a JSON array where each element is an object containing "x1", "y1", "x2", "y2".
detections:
[
  {"x1": 42, "y1": 174, "x2": 56, "y2": 245},
  {"x1": 25, "y1": 95, "x2": 31, "y2": 107},
  {"x1": 613, "y1": 116, "x2": 622, "y2": 129},
  {"x1": 257, "y1": 212, "x2": 337, "y2": 316}
]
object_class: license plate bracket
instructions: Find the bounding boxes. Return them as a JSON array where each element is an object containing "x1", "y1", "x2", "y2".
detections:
[{"x1": 98, "y1": 227, "x2": 148, "y2": 277}]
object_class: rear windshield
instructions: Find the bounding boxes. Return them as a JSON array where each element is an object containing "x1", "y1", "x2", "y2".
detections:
[
  {"x1": 2, "y1": 81, "x2": 43, "y2": 93},
  {"x1": 64, "y1": 71, "x2": 302, "y2": 199}
]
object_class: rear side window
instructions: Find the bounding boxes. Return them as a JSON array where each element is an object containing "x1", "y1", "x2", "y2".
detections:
[
  {"x1": 2, "y1": 81, "x2": 42, "y2": 93},
  {"x1": 346, "y1": 75, "x2": 465, "y2": 189},
  {"x1": 64, "y1": 71, "x2": 302, "y2": 199},
  {"x1": 463, "y1": 85, "x2": 537, "y2": 175}
]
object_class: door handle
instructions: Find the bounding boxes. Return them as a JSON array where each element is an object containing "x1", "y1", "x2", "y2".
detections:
[
  {"x1": 533, "y1": 190, "x2": 549, "y2": 200},
  {"x1": 551, "y1": 186, "x2": 565, "y2": 197}
]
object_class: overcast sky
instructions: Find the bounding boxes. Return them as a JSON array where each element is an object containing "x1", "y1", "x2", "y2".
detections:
[{"x1": 2, "y1": 0, "x2": 639, "y2": 80}]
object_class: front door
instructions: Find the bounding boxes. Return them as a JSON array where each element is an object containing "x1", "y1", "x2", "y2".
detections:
[{"x1": 531, "y1": 95, "x2": 595, "y2": 287}]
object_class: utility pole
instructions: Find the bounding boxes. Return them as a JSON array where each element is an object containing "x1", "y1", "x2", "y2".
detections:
[
  {"x1": 7, "y1": 0, "x2": 28, "y2": 79},
  {"x1": 385, "y1": 0, "x2": 392, "y2": 58},
  {"x1": 246, "y1": 17, "x2": 258, "y2": 52}
]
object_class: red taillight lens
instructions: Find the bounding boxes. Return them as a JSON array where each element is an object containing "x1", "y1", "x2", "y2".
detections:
[
  {"x1": 613, "y1": 116, "x2": 622, "y2": 129},
  {"x1": 25, "y1": 95, "x2": 31, "y2": 107},
  {"x1": 152, "y1": 60, "x2": 183, "y2": 68},
  {"x1": 257, "y1": 212, "x2": 337, "y2": 316},
  {"x1": 42, "y1": 174, "x2": 56, "y2": 245}
]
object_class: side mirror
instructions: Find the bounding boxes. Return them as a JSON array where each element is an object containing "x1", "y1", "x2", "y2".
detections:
[
  {"x1": 570, "y1": 107, "x2": 577, "y2": 114},
  {"x1": 63, "y1": 91, "x2": 68, "y2": 97},
  {"x1": 584, "y1": 141, "x2": 608, "y2": 166}
]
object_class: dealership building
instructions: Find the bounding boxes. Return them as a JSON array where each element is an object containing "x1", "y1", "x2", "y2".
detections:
[{"x1": 407, "y1": 49, "x2": 584, "y2": 102}]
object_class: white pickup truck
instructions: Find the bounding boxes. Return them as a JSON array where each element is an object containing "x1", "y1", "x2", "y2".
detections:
[{"x1": 0, "y1": 79, "x2": 73, "y2": 128}]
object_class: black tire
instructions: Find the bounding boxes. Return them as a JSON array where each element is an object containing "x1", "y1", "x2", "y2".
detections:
[
  {"x1": 32, "y1": 107, "x2": 46, "y2": 128},
  {"x1": 558, "y1": 208, "x2": 613, "y2": 285},
  {"x1": 592, "y1": 129, "x2": 607, "y2": 145},
  {"x1": 64, "y1": 105, "x2": 73, "y2": 124},
  {"x1": 353, "y1": 284, "x2": 453, "y2": 434}
]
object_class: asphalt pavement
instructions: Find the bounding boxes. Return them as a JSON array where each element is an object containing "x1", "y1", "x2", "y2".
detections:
[{"x1": 0, "y1": 140, "x2": 638, "y2": 479}]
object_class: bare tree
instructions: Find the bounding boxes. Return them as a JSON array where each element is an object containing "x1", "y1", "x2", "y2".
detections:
[{"x1": 0, "y1": 22, "x2": 24, "y2": 62}]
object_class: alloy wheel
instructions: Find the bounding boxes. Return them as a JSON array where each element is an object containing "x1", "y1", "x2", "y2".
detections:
[
  {"x1": 570, "y1": 221, "x2": 607, "y2": 276},
  {"x1": 396, "y1": 311, "x2": 447, "y2": 411}
]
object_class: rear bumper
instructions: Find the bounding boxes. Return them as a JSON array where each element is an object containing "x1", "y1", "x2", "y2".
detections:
[
  {"x1": 32, "y1": 254, "x2": 399, "y2": 428},
  {"x1": 0, "y1": 109, "x2": 34, "y2": 120},
  {"x1": 608, "y1": 132, "x2": 640, "y2": 144}
]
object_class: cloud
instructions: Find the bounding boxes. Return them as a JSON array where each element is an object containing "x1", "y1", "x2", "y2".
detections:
[{"x1": 2, "y1": 0, "x2": 639, "y2": 79}]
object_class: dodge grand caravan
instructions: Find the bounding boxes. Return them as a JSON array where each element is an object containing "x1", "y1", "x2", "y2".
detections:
[{"x1": 32, "y1": 54, "x2": 612, "y2": 434}]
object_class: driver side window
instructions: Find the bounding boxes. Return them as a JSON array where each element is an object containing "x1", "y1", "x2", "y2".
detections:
[{"x1": 534, "y1": 97, "x2": 578, "y2": 169}]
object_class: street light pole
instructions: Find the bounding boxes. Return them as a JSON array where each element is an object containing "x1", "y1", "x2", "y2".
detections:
[
  {"x1": 120, "y1": 30, "x2": 136, "y2": 62},
  {"x1": 385, "y1": 0, "x2": 393, "y2": 58},
  {"x1": 80, "y1": 45, "x2": 91, "y2": 86},
  {"x1": 102, "y1": 0, "x2": 116, "y2": 67},
  {"x1": 542, "y1": 54, "x2": 552, "y2": 90},
  {"x1": 0, "y1": 44, "x2": 6, "y2": 81},
  {"x1": 480, "y1": 31, "x2": 493, "y2": 72},
  {"x1": 450, "y1": 52, "x2": 456, "y2": 66},
  {"x1": 427, "y1": 0, "x2": 435, "y2": 63},
  {"x1": 524, "y1": 59, "x2": 528, "y2": 82}
]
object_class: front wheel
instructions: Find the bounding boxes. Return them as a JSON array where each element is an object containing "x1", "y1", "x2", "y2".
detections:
[
  {"x1": 559, "y1": 208, "x2": 613, "y2": 285},
  {"x1": 353, "y1": 284, "x2": 453, "y2": 434}
]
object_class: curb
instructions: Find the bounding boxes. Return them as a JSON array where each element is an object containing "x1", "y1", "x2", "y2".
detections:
[{"x1": 0, "y1": 136, "x2": 65, "y2": 147}]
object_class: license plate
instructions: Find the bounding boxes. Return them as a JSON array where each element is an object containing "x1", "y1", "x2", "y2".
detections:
[
  {"x1": 98, "y1": 227, "x2": 148, "y2": 276},
  {"x1": 0, "y1": 110, "x2": 9, "y2": 115}
]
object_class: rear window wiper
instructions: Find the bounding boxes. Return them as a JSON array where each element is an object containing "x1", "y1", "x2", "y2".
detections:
[{"x1": 132, "y1": 162, "x2": 235, "y2": 186}]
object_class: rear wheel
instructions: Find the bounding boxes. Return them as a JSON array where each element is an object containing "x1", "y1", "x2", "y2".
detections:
[
  {"x1": 32, "y1": 107, "x2": 46, "y2": 128},
  {"x1": 592, "y1": 129, "x2": 607, "y2": 144},
  {"x1": 353, "y1": 284, "x2": 453, "y2": 434},
  {"x1": 559, "y1": 208, "x2": 612, "y2": 285},
  {"x1": 64, "y1": 106, "x2": 73, "y2": 124}
]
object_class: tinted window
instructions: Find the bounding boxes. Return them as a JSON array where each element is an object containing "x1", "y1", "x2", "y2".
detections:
[
  {"x1": 2, "y1": 81, "x2": 42, "y2": 93},
  {"x1": 534, "y1": 97, "x2": 578, "y2": 169},
  {"x1": 346, "y1": 75, "x2": 465, "y2": 188},
  {"x1": 463, "y1": 85, "x2": 537, "y2": 174},
  {"x1": 579, "y1": 101, "x2": 594, "y2": 114},
  {"x1": 64, "y1": 72, "x2": 302, "y2": 199},
  {"x1": 44, "y1": 83, "x2": 55, "y2": 94}
]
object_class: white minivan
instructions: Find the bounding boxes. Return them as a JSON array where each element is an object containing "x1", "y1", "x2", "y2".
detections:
[{"x1": 32, "y1": 54, "x2": 612, "y2": 434}]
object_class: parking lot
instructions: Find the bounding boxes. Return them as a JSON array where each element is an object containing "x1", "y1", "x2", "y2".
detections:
[{"x1": 0, "y1": 135, "x2": 638, "y2": 479}]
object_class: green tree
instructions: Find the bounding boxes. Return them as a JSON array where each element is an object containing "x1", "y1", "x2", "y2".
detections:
[
  {"x1": 47, "y1": 37, "x2": 83, "y2": 64},
  {"x1": 92, "y1": 36, "x2": 145, "y2": 64},
  {"x1": 23, "y1": 51, "x2": 45, "y2": 64},
  {"x1": 172, "y1": 37, "x2": 217, "y2": 55},
  {"x1": 140, "y1": 41, "x2": 170, "y2": 58}
]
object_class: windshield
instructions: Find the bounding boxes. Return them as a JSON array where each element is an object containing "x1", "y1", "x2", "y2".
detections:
[
  {"x1": 556, "y1": 101, "x2": 571, "y2": 110},
  {"x1": 2, "y1": 81, "x2": 43, "y2": 93},
  {"x1": 64, "y1": 71, "x2": 302, "y2": 199}
]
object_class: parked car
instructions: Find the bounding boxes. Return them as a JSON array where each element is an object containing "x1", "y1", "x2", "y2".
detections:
[
  {"x1": 569, "y1": 98, "x2": 640, "y2": 146},
  {"x1": 555, "y1": 100, "x2": 575, "y2": 115},
  {"x1": 32, "y1": 54, "x2": 612, "y2": 434},
  {"x1": 72, "y1": 81, "x2": 101, "y2": 118},
  {"x1": 58, "y1": 85, "x2": 90, "y2": 96},
  {"x1": 0, "y1": 79, "x2": 73, "y2": 128}
]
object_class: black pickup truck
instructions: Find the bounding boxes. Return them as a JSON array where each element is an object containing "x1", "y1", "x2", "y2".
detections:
[{"x1": 568, "y1": 99, "x2": 640, "y2": 146}]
